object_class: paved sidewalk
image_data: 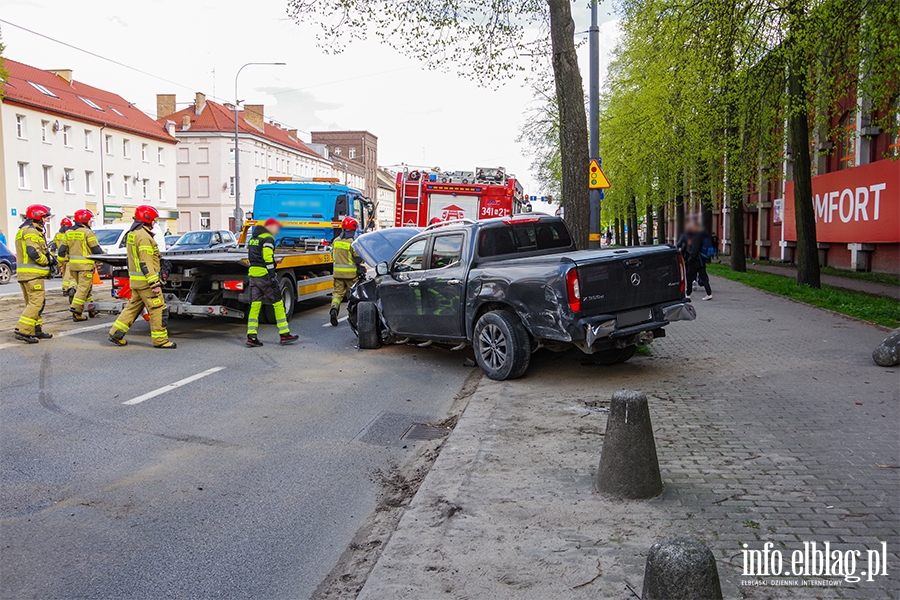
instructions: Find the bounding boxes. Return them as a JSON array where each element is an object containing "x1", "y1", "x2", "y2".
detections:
[
  {"x1": 743, "y1": 262, "x2": 899, "y2": 300},
  {"x1": 358, "y1": 276, "x2": 899, "y2": 599}
]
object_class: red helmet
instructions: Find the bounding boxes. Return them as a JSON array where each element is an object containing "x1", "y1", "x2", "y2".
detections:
[
  {"x1": 60, "y1": 218, "x2": 74, "y2": 227},
  {"x1": 341, "y1": 216, "x2": 358, "y2": 231},
  {"x1": 429, "y1": 217, "x2": 442, "y2": 225},
  {"x1": 25, "y1": 204, "x2": 51, "y2": 221},
  {"x1": 134, "y1": 205, "x2": 159, "y2": 224},
  {"x1": 264, "y1": 218, "x2": 281, "y2": 228},
  {"x1": 74, "y1": 209, "x2": 94, "y2": 224}
]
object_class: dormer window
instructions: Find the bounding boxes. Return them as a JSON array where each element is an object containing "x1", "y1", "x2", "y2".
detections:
[
  {"x1": 28, "y1": 81, "x2": 58, "y2": 98},
  {"x1": 78, "y1": 96, "x2": 104, "y2": 111}
]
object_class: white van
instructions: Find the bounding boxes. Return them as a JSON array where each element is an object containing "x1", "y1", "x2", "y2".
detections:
[{"x1": 93, "y1": 223, "x2": 168, "y2": 277}]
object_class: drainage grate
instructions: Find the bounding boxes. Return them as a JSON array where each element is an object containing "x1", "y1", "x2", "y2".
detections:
[{"x1": 402, "y1": 423, "x2": 451, "y2": 441}]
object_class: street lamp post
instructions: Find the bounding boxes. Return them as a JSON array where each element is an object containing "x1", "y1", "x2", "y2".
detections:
[
  {"x1": 233, "y1": 62, "x2": 285, "y2": 232},
  {"x1": 588, "y1": 0, "x2": 601, "y2": 248}
]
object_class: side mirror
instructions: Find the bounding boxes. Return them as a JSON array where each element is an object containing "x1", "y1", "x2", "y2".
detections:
[{"x1": 375, "y1": 261, "x2": 389, "y2": 276}]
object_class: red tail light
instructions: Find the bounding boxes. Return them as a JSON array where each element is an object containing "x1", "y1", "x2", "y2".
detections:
[
  {"x1": 677, "y1": 254, "x2": 686, "y2": 295},
  {"x1": 566, "y1": 268, "x2": 581, "y2": 313},
  {"x1": 223, "y1": 280, "x2": 244, "y2": 291},
  {"x1": 502, "y1": 216, "x2": 541, "y2": 224}
]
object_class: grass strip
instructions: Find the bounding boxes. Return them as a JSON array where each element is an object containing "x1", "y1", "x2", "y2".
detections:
[
  {"x1": 747, "y1": 259, "x2": 900, "y2": 287},
  {"x1": 707, "y1": 263, "x2": 899, "y2": 329}
]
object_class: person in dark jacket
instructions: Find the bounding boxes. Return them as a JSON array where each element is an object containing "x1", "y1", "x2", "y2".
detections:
[
  {"x1": 245, "y1": 218, "x2": 299, "y2": 347},
  {"x1": 684, "y1": 222, "x2": 712, "y2": 300}
]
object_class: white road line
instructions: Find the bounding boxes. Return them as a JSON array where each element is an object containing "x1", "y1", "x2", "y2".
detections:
[
  {"x1": 0, "y1": 322, "x2": 111, "y2": 350},
  {"x1": 123, "y1": 367, "x2": 226, "y2": 406},
  {"x1": 322, "y1": 316, "x2": 349, "y2": 327}
]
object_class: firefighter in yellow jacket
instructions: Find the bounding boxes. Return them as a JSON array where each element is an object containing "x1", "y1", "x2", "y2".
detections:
[
  {"x1": 61, "y1": 209, "x2": 104, "y2": 321},
  {"x1": 14, "y1": 204, "x2": 55, "y2": 343},
  {"x1": 329, "y1": 216, "x2": 364, "y2": 326},
  {"x1": 108, "y1": 205, "x2": 176, "y2": 349},
  {"x1": 51, "y1": 217, "x2": 74, "y2": 295}
]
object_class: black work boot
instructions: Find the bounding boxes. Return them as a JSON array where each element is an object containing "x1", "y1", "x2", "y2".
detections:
[
  {"x1": 280, "y1": 333, "x2": 299, "y2": 345},
  {"x1": 154, "y1": 341, "x2": 177, "y2": 349},
  {"x1": 329, "y1": 307, "x2": 339, "y2": 327},
  {"x1": 246, "y1": 335, "x2": 263, "y2": 348},
  {"x1": 15, "y1": 331, "x2": 39, "y2": 344},
  {"x1": 34, "y1": 327, "x2": 53, "y2": 339}
]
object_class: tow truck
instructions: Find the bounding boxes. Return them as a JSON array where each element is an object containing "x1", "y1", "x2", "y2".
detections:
[
  {"x1": 395, "y1": 166, "x2": 525, "y2": 227},
  {"x1": 87, "y1": 177, "x2": 373, "y2": 321}
]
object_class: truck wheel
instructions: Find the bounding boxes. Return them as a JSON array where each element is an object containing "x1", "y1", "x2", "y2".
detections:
[
  {"x1": 264, "y1": 276, "x2": 296, "y2": 323},
  {"x1": 615, "y1": 345, "x2": 637, "y2": 364},
  {"x1": 590, "y1": 346, "x2": 637, "y2": 365},
  {"x1": 473, "y1": 310, "x2": 530, "y2": 380},
  {"x1": 357, "y1": 301, "x2": 381, "y2": 349}
]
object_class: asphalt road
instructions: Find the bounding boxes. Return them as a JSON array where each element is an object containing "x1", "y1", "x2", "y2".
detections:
[{"x1": 0, "y1": 295, "x2": 472, "y2": 599}]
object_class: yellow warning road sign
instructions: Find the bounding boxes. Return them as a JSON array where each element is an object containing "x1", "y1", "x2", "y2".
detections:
[{"x1": 589, "y1": 159, "x2": 611, "y2": 189}]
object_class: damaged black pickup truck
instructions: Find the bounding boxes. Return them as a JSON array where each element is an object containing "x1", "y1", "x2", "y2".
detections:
[{"x1": 348, "y1": 215, "x2": 695, "y2": 380}]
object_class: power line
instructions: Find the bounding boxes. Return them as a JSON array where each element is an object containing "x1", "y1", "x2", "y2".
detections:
[{"x1": 268, "y1": 65, "x2": 418, "y2": 95}]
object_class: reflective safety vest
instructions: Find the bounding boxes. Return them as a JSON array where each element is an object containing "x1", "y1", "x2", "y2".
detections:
[
  {"x1": 332, "y1": 238, "x2": 359, "y2": 280},
  {"x1": 15, "y1": 222, "x2": 50, "y2": 281},
  {"x1": 53, "y1": 229, "x2": 68, "y2": 258},
  {"x1": 126, "y1": 226, "x2": 161, "y2": 290},
  {"x1": 247, "y1": 231, "x2": 276, "y2": 278},
  {"x1": 65, "y1": 225, "x2": 101, "y2": 272}
]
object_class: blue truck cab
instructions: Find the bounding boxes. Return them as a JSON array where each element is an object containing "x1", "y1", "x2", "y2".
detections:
[{"x1": 243, "y1": 181, "x2": 371, "y2": 246}]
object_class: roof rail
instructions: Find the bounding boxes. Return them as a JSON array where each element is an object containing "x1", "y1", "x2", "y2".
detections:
[{"x1": 424, "y1": 218, "x2": 476, "y2": 231}]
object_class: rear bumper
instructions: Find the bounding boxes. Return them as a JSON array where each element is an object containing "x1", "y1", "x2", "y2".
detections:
[{"x1": 578, "y1": 299, "x2": 695, "y2": 350}]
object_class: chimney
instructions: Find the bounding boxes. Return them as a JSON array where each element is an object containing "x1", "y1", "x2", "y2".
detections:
[
  {"x1": 181, "y1": 114, "x2": 192, "y2": 130},
  {"x1": 195, "y1": 92, "x2": 206, "y2": 115},
  {"x1": 243, "y1": 104, "x2": 264, "y2": 131},
  {"x1": 157, "y1": 94, "x2": 177, "y2": 118},
  {"x1": 287, "y1": 129, "x2": 298, "y2": 140},
  {"x1": 48, "y1": 69, "x2": 73, "y2": 83}
]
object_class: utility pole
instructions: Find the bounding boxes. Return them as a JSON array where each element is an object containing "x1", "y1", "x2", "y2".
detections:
[{"x1": 588, "y1": 0, "x2": 602, "y2": 249}]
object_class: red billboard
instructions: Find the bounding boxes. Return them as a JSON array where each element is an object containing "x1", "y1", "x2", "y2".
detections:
[{"x1": 784, "y1": 159, "x2": 899, "y2": 244}]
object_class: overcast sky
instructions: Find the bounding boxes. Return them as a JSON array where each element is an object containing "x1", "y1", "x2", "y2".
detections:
[{"x1": 2, "y1": 0, "x2": 620, "y2": 198}]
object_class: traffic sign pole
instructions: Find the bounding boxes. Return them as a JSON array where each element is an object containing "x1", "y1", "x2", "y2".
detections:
[{"x1": 588, "y1": 0, "x2": 601, "y2": 249}]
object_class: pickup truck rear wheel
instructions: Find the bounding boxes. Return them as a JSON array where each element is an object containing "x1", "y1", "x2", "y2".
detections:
[
  {"x1": 473, "y1": 310, "x2": 531, "y2": 380},
  {"x1": 356, "y1": 301, "x2": 381, "y2": 349}
]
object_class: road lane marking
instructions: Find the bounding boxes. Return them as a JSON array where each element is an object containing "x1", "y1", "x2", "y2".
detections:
[
  {"x1": 322, "y1": 316, "x2": 349, "y2": 327},
  {"x1": 0, "y1": 322, "x2": 111, "y2": 350},
  {"x1": 123, "y1": 367, "x2": 226, "y2": 406}
]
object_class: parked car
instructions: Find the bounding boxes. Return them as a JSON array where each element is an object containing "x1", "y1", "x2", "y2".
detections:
[
  {"x1": 348, "y1": 215, "x2": 695, "y2": 380},
  {"x1": 93, "y1": 223, "x2": 169, "y2": 278},
  {"x1": 167, "y1": 230, "x2": 237, "y2": 252},
  {"x1": 0, "y1": 241, "x2": 16, "y2": 284},
  {"x1": 165, "y1": 235, "x2": 182, "y2": 247}
]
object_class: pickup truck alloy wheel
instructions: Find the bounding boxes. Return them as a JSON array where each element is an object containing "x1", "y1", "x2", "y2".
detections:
[
  {"x1": 473, "y1": 310, "x2": 531, "y2": 381},
  {"x1": 356, "y1": 301, "x2": 381, "y2": 349}
]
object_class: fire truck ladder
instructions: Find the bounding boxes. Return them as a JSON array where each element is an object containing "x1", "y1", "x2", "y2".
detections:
[{"x1": 400, "y1": 172, "x2": 426, "y2": 227}]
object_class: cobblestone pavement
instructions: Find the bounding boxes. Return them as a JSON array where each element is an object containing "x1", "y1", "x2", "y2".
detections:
[{"x1": 357, "y1": 276, "x2": 899, "y2": 600}]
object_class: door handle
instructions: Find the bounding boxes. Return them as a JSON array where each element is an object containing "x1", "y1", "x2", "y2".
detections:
[
  {"x1": 447, "y1": 279, "x2": 461, "y2": 285},
  {"x1": 408, "y1": 281, "x2": 420, "y2": 288}
]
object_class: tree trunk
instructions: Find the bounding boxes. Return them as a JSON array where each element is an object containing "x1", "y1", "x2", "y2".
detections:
[
  {"x1": 614, "y1": 217, "x2": 621, "y2": 245},
  {"x1": 548, "y1": 0, "x2": 589, "y2": 249},
  {"x1": 630, "y1": 197, "x2": 639, "y2": 245},
  {"x1": 729, "y1": 194, "x2": 746, "y2": 271},
  {"x1": 788, "y1": 59, "x2": 821, "y2": 287},
  {"x1": 675, "y1": 194, "x2": 685, "y2": 239},
  {"x1": 698, "y1": 159, "x2": 714, "y2": 233},
  {"x1": 644, "y1": 205, "x2": 654, "y2": 244},
  {"x1": 656, "y1": 204, "x2": 665, "y2": 244}
]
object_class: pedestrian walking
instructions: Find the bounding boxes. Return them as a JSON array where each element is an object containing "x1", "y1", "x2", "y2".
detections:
[
  {"x1": 14, "y1": 204, "x2": 55, "y2": 343},
  {"x1": 61, "y1": 209, "x2": 103, "y2": 321},
  {"x1": 684, "y1": 222, "x2": 712, "y2": 301},
  {"x1": 108, "y1": 205, "x2": 176, "y2": 349},
  {"x1": 50, "y1": 218, "x2": 75, "y2": 295},
  {"x1": 329, "y1": 216, "x2": 364, "y2": 327},
  {"x1": 245, "y1": 218, "x2": 298, "y2": 347}
]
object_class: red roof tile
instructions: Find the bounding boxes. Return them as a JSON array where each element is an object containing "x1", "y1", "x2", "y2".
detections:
[
  {"x1": 1, "y1": 59, "x2": 176, "y2": 144},
  {"x1": 160, "y1": 100, "x2": 323, "y2": 159}
]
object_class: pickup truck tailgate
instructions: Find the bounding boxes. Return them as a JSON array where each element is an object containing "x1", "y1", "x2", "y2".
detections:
[{"x1": 574, "y1": 247, "x2": 683, "y2": 316}]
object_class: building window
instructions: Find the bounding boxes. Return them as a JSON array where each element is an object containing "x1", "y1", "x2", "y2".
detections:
[
  {"x1": 17, "y1": 162, "x2": 29, "y2": 189},
  {"x1": 123, "y1": 176, "x2": 132, "y2": 198},
  {"x1": 62, "y1": 125, "x2": 72, "y2": 147},
  {"x1": 253, "y1": 151, "x2": 259, "y2": 167},
  {"x1": 349, "y1": 146, "x2": 356, "y2": 159},
  {"x1": 105, "y1": 134, "x2": 113, "y2": 155},
  {"x1": 177, "y1": 176, "x2": 191, "y2": 198},
  {"x1": 158, "y1": 147, "x2": 165, "y2": 164},
  {"x1": 42, "y1": 166, "x2": 53, "y2": 191},
  {"x1": 177, "y1": 147, "x2": 190, "y2": 163},
  {"x1": 158, "y1": 181, "x2": 165, "y2": 202},
  {"x1": 84, "y1": 129, "x2": 93, "y2": 150},
  {"x1": 16, "y1": 115, "x2": 27, "y2": 139},
  {"x1": 200, "y1": 212, "x2": 211, "y2": 230},
  {"x1": 141, "y1": 143, "x2": 149, "y2": 162},
  {"x1": 229, "y1": 176, "x2": 235, "y2": 197},
  {"x1": 889, "y1": 97, "x2": 900, "y2": 158},
  {"x1": 106, "y1": 173, "x2": 114, "y2": 196},
  {"x1": 64, "y1": 168, "x2": 74, "y2": 193},
  {"x1": 85, "y1": 171, "x2": 94, "y2": 195},
  {"x1": 123, "y1": 138, "x2": 131, "y2": 159},
  {"x1": 198, "y1": 147, "x2": 209, "y2": 163},
  {"x1": 41, "y1": 120, "x2": 50, "y2": 143},
  {"x1": 838, "y1": 112, "x2": 856, "y2": 170},
  {"x1": 198, "y1": 176, "x2": 210, "y2": 198},
  {"x1": 334, "y1": 146, "x2": 342, "y2": 156},
  {"x1": 27, "y1": 81, "x2": 58, "y2": 98}
]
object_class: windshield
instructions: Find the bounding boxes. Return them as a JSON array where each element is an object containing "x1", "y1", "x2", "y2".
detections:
[
  {"x1": 176, "y1": 232, "x2": 211, "y2": 245},
  {"x1": 94, "y1": 229, "x2": 124, "y2": 245}
]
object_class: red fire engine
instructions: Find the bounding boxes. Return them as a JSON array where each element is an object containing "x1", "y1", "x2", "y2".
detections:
[{"x1": 395, "y1": 167, "x2": 525, "y2": 227}]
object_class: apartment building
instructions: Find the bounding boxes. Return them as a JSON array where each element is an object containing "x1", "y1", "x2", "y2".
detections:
[
  {"x1": 375, "y1": 167, "x2": 396, "y2": 229},
  {"x1": 158, "y1": 94, "x2": 337, "y2": 232},
  {"x1": 310, "y1": 130, "x2": 378, "y2": 202},
  {"x1": 0, "y1": 59, "x2": 178, "y2": 236}
]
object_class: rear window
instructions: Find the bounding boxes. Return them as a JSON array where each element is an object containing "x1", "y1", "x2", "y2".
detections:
[
  {"x1": 94, "y1": 229, "x2": 124, "y2": 245},
  {"x1": 478, "y1": 221, "x2": 572, "y2": 258}
]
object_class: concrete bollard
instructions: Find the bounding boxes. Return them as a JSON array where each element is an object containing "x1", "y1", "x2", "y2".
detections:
[
  {"x1": 642, "y1": 537, "x2": 723, "y2": 600},
  {"x1": 593, "y1": 390, "x2": 662, "y2": 499}
]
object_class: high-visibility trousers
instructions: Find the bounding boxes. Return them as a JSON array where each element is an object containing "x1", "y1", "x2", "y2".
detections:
[
  {"x1": 331, "y1": 277, "x2": 357, "y2": 308},
  {"x1": 109, "y1": 287, "x2": 169, "y2": 346},
  {"x1": 70, "y1": 271, "x2": 94, "y2": 314},
  {"x1": 17, "y1": 279, "x2": 46, "y2": 335}
]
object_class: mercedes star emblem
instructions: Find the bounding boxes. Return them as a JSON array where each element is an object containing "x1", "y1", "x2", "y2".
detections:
[{"x1": 630, "y1": 273, "x2": 641, "y2": 286}]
